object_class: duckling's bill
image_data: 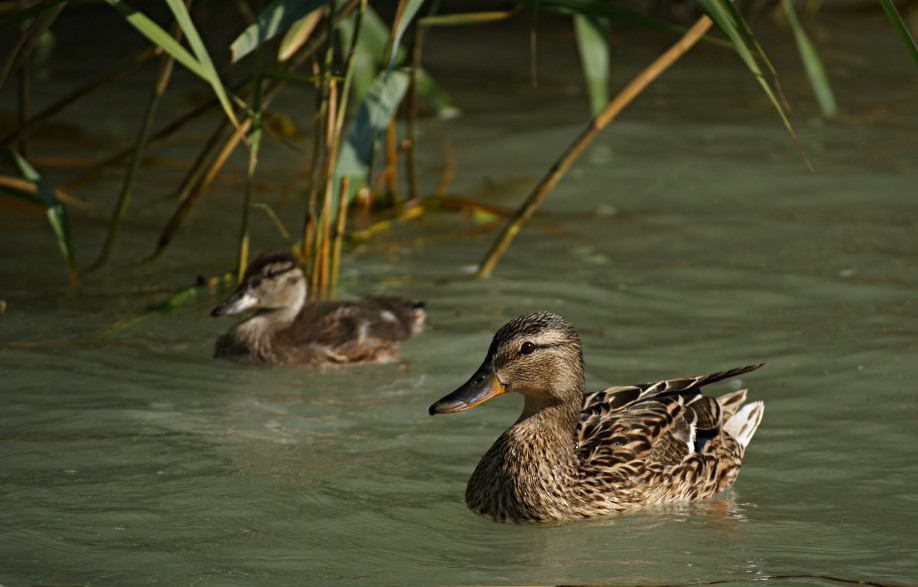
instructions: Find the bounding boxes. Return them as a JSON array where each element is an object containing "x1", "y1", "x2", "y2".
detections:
[
  {"x1": 429, "y1": 366, "x2": 507, "y2": 415},
  {"x1": 211, "y1": 287, "x2": 259, "y2": 316}
]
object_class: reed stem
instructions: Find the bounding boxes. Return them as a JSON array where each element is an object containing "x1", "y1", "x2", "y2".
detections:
[
  {"x1": 474, "y1": 15, "x2": 714, "y2": 278},
  {"x1": 405, "y1": 0, "x2": 440, "y2": 205},
  {"x1": 86, "y1": 15, "x2": 183, "y2": 273},
  {"x1": 329, "y1": 175, "x2": 350, "y2": 298},
  {"x1": 236, "y1": 35, "x2": 265, "y2": 284},
  {"x1": 3, "y1": 46, "x2": 158, "y2": 146},
  {"x1": 150, "y1": 115, "x2": 252, "y2": 262}
]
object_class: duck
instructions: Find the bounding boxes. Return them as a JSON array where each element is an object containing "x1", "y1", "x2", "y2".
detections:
[
  {"x1": 211, "y1": 249, "x2": 426, "y2": 367},
  {"x1": 428, "y1": 311, "x2": 765, "y2": 522}
]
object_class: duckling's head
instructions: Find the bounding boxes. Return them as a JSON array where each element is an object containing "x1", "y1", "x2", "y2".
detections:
[
  {"x1": 211, "y1": 250, "x2": 306, "y2": 317},
  {"x1": 430, "y1": 311, "x2": 584, "y2": 418}
]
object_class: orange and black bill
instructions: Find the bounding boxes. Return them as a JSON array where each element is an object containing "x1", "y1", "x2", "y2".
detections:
[{"x1": 429, "y1": 364, "x2": 506, "y2": 415}]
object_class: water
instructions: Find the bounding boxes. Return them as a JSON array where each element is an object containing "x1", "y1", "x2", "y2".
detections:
[{"x1": 2, "y1": 6, "x2": 917, "y2": 587}]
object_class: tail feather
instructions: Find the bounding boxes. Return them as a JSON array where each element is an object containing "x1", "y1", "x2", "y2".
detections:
[
  {"x1": 723, "y1": 401, "x2": 764, "y2": 448},
  {"x1": 717, "y1": 389, "x2": 748, "y2": 420}
]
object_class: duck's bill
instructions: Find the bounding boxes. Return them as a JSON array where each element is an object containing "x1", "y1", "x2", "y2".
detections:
[
  {"x1": 211, "y1": 288, "x2": 259, "y2": 317},
  {"x1": 429, "y1": 366, "x2": 506, "y2": 415}
]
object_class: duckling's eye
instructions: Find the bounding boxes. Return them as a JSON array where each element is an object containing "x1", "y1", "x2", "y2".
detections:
[
  {"x1": 265, "y1": 268, "x2": 280, "y2": 278},
  {"x1": 520, "y1": 341, "x2": 536, "y2": 355}
]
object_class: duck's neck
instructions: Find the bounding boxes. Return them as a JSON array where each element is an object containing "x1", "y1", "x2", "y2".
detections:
[
  {"x1": 520, "y1": 392, "x2": 580, "y2": 424},
  {"x1": 232, "y1": 305, "x2": 301, "y2": 356},
  {"x1": 512, "y1": 398, "x2": 581, "y2": 460},
  {"x1": 255, "y1": 304, "x2": 301, "y2": 328},
  {"x1": 467, "y1": 398, "x2": 582, "y2": 521},
  {"x1": 253, "y1": 276, "x2": 307, "y2": 330}
]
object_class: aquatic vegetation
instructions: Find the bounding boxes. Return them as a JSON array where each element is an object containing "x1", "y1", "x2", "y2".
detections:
[{"x1": 1, "y1": 0, "x2": 914, "y2": 287}]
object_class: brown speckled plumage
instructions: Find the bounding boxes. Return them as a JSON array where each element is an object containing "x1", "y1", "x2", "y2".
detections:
[
  {"x1": 429, "y1": 311, "x2": 764, "y2": 522},
  {"x1": 211, "y1": 250, "x2": 425, "y2": 367}
]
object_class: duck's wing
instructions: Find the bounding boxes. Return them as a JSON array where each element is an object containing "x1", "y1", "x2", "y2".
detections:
[
  {"x1": 577, "y1": 363, "x2": 765, "y2": 470},
  {"x1": 582, "y1": 363, "x2": 765, "y2": 412}
]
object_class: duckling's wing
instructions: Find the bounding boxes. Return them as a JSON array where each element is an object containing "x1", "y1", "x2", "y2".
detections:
[
  {"x1": 278, "y1": 301, "x2": 350, "y2": 345},
  {"x1": 279, "y1": 300, "x2": 418, "y2": 364},
  {"x1": 312, "y1": 299, "x2": 421, "y2": 347},
  {"x1": 312, "y1": 302, "x2": 366, "y2": 346},
  {"x1": 358, "y1": 297, "x2": 426, "y2": 339},
  {"x1": 577, "y1": 363, "x2": 765, "y2": 470}
]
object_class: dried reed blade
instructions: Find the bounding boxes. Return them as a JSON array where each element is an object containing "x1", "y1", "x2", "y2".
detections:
[{"x1": 475, "y1": 15, "x2": 715, "y2": 278}]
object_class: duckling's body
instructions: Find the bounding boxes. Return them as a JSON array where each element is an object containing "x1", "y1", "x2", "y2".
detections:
[
  {"x1": 429, "y1": 311, "x2": 764, "y2": 522},
  {"x1": 212, "y1": 250, "x2": 425, "y2": 367}
]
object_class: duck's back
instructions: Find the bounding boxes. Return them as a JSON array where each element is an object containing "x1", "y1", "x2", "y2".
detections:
[{"x1": 573, "y1": 364, "x2": 765, "y2": 513}]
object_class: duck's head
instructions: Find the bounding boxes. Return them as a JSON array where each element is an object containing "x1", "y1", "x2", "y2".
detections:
[
  {"x1": 211, "y1": 250, "x2": 306, "y2": 317},
  {"x1": 429, "y1": 311, "x2": 584, "y2": 418}
]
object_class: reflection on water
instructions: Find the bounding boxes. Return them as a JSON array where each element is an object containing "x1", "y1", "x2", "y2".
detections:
[{"x1": 2, "y1": 7, "x2": 918, "y2": 587}]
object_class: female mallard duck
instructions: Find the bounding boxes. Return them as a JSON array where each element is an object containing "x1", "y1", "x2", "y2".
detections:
[
  {"x1": 429, "y1": 311, "x2": 764, "y2": 522},
  {"x1": 211, "y1": 250, "x2": 425, "y2": 367}
]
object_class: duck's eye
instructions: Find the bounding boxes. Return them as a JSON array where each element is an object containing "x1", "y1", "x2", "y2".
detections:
[{"x1": 520, "y1": 341, "x2": 536, "y2": 355}]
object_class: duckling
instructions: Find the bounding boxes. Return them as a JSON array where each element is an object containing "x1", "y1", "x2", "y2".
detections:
[
  {"x1": 429, "y1": 311, "x2": 764, "y2": 522},
  {"x1": 211, "y1": 250, "x2": 425, "y2": 367}
]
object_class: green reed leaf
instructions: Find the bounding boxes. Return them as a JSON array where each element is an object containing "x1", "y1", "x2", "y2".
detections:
[
  {"x1": 163, "y1": 0, "x2": 239, "y2": 127},
  {"x1": 878, "y1": 0, "x2": 918, "y2": 67},
  {"x1": 694, "y1": 0, "x2": 803, "y2": 157},
  {"x1": 231, "y1": 0, "x2": 330, "y2": 63},
  {"x1": 574, "y1": 13, "x2": 609, "y2": 116},
  {"x1": 385, "y1": 0, "x2": 426, "y2": 72},
  {"x1": 780, "y1": 0, "x2": 836, "y2": 117},
  {"x1": 2, "y1": 146, "x2": 80, "y2": 289},
  {"x1": 334, "y1": 69, "x2": 411, "y2": 197},
  {"x1": 105, "y1": 0, "x2": 238, "y2": 127}
]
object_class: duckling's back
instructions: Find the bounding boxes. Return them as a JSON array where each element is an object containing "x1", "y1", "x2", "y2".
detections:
[{"x1": 278, "y1": 297, "x2": 426, "y2": 365}]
